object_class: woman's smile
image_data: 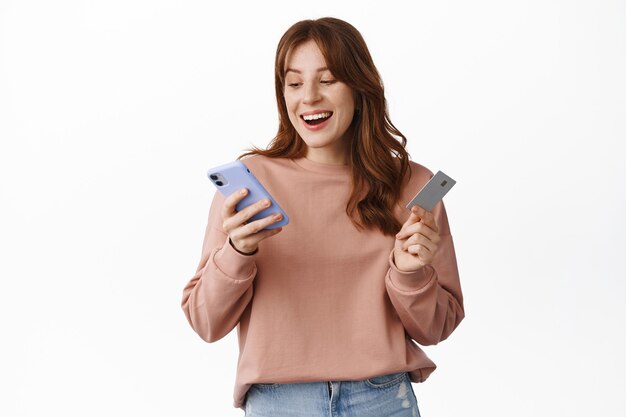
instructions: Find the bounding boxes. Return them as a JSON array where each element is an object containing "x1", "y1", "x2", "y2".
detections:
[{"x1": 300, "y1": 110, "x2": 334, "y2": 130}]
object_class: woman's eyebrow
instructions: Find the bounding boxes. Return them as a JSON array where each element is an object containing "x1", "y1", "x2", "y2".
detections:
[{"x1": 285, "y1": 67, "x2": 329, "y2": 74}]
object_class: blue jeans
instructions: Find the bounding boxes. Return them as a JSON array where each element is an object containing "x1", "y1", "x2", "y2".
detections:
[{"x1": 244, "y1": 371, "x2": 421, "y2": 417}]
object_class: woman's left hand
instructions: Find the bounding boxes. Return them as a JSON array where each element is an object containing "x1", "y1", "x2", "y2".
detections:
[{"x1": 393, "y1": 205, "x2": 441, "y2": 272}]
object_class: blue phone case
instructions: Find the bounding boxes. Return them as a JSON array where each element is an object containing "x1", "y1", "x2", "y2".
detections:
[{"x1": 207, "y1": 160, "x2": 289, "y2": 229}]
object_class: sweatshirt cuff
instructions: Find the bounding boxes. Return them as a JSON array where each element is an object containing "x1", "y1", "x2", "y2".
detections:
[
  {"x1": 214, "y1": 238, "x2": 258, "y2": 279},
  {"x1": 388, "y1": 250, "x2": 435, "y2": 292}
]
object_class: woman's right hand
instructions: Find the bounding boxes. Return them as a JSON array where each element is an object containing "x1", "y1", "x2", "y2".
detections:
[{"x1": 221, "y1": 188, "x2": 284, "y2": 254}]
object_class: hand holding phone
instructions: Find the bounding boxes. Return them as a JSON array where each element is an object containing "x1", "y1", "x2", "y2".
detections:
[{"x1": 207, "y1": 160, "x2": 288, "y2": 254}]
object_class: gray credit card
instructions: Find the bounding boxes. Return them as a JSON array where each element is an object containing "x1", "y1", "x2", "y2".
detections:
[{"x1": 406, "y1": 170, "x2": 456, "y2": 211}]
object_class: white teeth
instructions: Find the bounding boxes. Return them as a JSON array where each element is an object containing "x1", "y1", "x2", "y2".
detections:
[{"x1": 303, "y1": 112, "x2": 331, "y2": 121}]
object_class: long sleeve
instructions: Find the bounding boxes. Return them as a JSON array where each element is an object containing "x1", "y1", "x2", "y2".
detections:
[
  {"x1": 181, "y1": 191, "x2": 258, "y2": 343},
  {"x1": 385, "y1": 201, "x2": 465, "y2": 346}
]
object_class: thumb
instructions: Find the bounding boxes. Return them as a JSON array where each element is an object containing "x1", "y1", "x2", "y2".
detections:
[
  {"x1": 396, "y1": 209, "x2": 421, "y2": 240},
  {"x1": 410, "y1": 205, "x2": 437, "y2": 230},
  {"x1": 404, "y1": 206, "x2": 423, "y2": 226}
]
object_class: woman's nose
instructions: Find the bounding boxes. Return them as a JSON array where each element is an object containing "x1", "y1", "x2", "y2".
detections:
[{"x1": 302, "y1": 83, "x2": 321, "y2": 104}]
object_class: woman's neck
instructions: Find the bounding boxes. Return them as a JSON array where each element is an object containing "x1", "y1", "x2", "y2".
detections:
[{"x1": 304, "y1": 140, "x2": 350, "y2": 166}]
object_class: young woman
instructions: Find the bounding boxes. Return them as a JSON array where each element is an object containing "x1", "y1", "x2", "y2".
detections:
[{"x1": 182, "y1": 17, "x2": 464, "y2": 417}]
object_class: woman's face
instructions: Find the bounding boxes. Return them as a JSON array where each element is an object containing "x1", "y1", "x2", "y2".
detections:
[{"x1": 283, "y1": 40, "x2": 355, "y2": 162}]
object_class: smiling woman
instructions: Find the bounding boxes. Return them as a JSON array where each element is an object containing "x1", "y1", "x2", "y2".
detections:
[
  {"x1": 247, "y1": 17, "x2": 417, "y2": 236},
  {"x1": 181, "y1": 17, "x2": 464, "y2": 417}
]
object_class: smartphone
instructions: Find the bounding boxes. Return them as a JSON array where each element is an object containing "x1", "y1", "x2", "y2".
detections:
[
  {"x1": 406, "y1": 170, "x2": 456, "y2": 212},
  {"x1": 207, "y1": 160, "x2": 289, "y2": 229}
]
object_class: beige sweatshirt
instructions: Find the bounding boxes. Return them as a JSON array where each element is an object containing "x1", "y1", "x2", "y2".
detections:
[{"x1": 181, "y1": 155, "x2": 464, "y2": 409}]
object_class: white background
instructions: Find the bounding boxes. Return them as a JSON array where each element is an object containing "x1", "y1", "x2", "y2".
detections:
[{"x1": 1, "y1": 1, "x2": 625, "y2": 416}]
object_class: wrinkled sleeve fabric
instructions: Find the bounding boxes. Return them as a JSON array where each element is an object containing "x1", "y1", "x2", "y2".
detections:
[
  {"x1": 385, "y1": 201, "x2": 465, "y2": 346},
  {"x1": 181, "y1": 191, "x2": 258, "y2": 343}
]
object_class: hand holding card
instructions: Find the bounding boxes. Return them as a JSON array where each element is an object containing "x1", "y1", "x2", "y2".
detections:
[{"x1": 394, "y1": 170, "x2": 456, "y2": 272}]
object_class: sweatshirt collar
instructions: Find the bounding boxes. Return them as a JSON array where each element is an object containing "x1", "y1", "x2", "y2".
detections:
[{"x1": 292, "y1": 157, "x2": 351, "y2": 175}]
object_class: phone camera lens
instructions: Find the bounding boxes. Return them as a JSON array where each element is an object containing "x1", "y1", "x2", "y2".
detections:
[
  {"x1": 216, "y1": 181, "x2": 223, "y2": 186},
  {"x1": 210, "y1": 174, "x2": 218, "y2": 180}
]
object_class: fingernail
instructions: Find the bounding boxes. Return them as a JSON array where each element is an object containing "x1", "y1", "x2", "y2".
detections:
[
  {"x1": 241, "y1": 189, "x2": 247, "y2": 195},
  {"x1": 274, "y1": 213, "x2": 282, "y2": 220}
]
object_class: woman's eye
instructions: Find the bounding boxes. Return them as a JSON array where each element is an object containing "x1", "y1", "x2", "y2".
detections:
[
  {"x1": 321, "y1": 80, "x2": 336, "y2": 85},
  {"x1": 287, "y1": 82, "x2": 302, "y2": 88}
]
